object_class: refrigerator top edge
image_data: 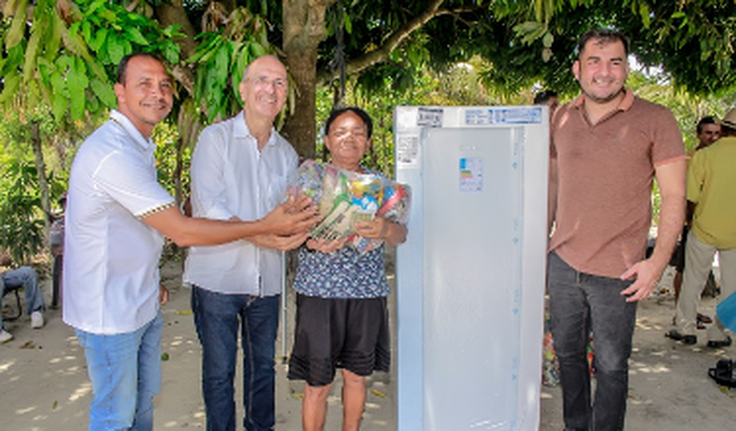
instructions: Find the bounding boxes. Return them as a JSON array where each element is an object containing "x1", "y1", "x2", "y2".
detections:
[{"x1": 394, "y1": 105, "x2": 548, "y2": 129}]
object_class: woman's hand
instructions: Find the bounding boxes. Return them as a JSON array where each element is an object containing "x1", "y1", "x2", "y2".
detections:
[
  {"x1": 355, "y1": 217, "x2": 407, "y2": 245},
  {"x1": 306, "y1": 237, "x2": 349, "y2": 253}
]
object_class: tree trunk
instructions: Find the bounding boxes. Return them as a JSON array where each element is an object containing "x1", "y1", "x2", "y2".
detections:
[
  {"x1": 281, "y1": 0, "x2": 334, "y2": 160},
  {"x1": 154, "y1": 1, "x2": 197, "y2": 94},
  {"x1": 30, "y1": 121, "x2": 51, "y2": 236}
]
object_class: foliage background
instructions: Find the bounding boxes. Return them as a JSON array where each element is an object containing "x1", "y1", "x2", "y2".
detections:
[{"x1": 1, "y1": 0, "x2": 735, "y2": 266}]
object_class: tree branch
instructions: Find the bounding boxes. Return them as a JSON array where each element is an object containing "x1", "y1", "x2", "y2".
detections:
[
  {"x1": 317, "y1": 0, "x2": 476, "y2": 84},
  {"x1": 154, "y1": 1, "x2": 198, "y2": 95}
]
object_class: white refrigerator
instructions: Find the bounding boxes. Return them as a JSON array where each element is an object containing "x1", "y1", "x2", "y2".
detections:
[{"x1": 394, "y1": 105, "x2": 549, "y2": 430}]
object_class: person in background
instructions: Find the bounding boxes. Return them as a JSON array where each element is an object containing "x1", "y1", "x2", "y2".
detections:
[
  {"x1": 63, "y1": 52, "x2": 317, "y2": 431},
  {"x1": 49, "y1": 192, "x2": 67, "y2": 307},
  {"x1": 534, "y1": 89, "x2": 560, "y2": 117},
  {"x1": 536, "y1": 88, "x2": 562, "y2": 387},
  {"x1": 287, "y1": 107, "x2": 408, "y2": 431},
  {"x1": 547, "y1": 29, "x2": 685, "y2": 430},
  {"x1": 670, "y1": 117, "x2": 721, "y2": 330},
  {"x1": 184, "y1": 55, "x2": 306, "y2": 431},
  {"x1": 668, "y1": 109, "x2": 736, "y2": 348},
  {"x1": 0, "y1": 250, "x2": 45, "y2": 343}
]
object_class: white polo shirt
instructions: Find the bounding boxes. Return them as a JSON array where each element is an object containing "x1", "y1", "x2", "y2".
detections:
[
  {"x1": 63, "y1": 110, "x2": 175, "y2": 335},
  {"x1": 184, "y1": 111, "x2": 298, "y2": 296}
]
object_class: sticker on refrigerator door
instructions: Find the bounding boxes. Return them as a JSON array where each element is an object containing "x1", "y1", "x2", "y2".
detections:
[
  {"x1": 417, "y1": 107, "x2": 444, "y2": 127},
  {"x1": 459, "y1": 157, "x2": 483, "y2": 193},
  {"x1": 397, "y1": 135, "x2": 420, "y2": 165}
]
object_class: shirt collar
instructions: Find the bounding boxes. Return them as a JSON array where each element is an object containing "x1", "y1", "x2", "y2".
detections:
[
  {"x1": 109, "y1": 110, "x2": 155, "y2": 151},
  {"x1": 236, "y1": 110, "x2": 278, "y2": 148},
  {"x1": 571, "y1": 87, "x2": 635, "y2": 113}
]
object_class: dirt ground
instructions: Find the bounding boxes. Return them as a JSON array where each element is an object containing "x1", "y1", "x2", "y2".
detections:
[{"x1": 1, "y1": 263, "x2": 734, "y2": 430}]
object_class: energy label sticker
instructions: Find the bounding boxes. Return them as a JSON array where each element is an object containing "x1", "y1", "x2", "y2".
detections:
[{"x1": 459, "y1": 157, "x2": 483, "y2": 193}]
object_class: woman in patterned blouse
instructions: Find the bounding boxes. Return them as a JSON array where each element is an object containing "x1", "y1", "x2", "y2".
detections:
[{"x1": 287, "y1": 107, "x2": 408, "y2": 431}]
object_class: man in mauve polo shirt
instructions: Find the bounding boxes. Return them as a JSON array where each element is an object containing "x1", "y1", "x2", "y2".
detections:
[
  {"x1": 64, "y1": 53, "x2": 316, "y2": 431},
  {"x1": 547, "y1": 29, "x2": 686, "y2": 431}
]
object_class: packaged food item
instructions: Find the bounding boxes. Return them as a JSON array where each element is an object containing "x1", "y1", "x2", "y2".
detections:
[{"x1": 287, "y1": 160, "x2": 411, "y2": 252}]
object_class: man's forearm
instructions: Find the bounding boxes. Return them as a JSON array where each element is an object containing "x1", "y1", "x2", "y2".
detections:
[{"x1": 651, "y1": 195, "x2": 686, "y2": 271}]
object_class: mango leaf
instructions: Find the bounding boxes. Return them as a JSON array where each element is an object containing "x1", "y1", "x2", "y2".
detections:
[
  {"x1": 639, "y1": 3, "x2": 651, "y2": 29},
  {"x1": 214, "y1": 42, "x2": 231, "y2": 88},
  {"x1": 50, "y1": 73, "x2": 68, "y2": 120},
  {"x1": 5, "y1": 0, "x2": 29, "y2": 48},
  {"x1": 248, "y1": 41, "x2": 267, "y2": 58},
  {"x1": 232, "y1": 45, "x2": 252, "y2": 89},
  {"x1": 106, "y1": 36, "x2": 126, "y2": 65},
  {"x1": 43, "y1": 12, "x2": 63, "y2": 61},
  {"x1": 82, "y1": 19, "x2": 93, "y2": 43},
  {"x1": 344, "y1": 12, "x2": 352, "y2": 34},
  {"x1": 164, "y1": 42, "x2": 180, "y2": 65},
  {"x1": 126, "y1": 27, "x2": 150, "y2": 46},
  {"x1": 512, "y1": 21, "x2": 543, "y2": 34},
  {"x1": 0, "y1": 75, "x2": 21, "y2": 104},
  {"x1": 69, "y1": 88, "x2": 86, "y2": 119},
  {"x1": 22, "y1": 29, "x2": 42, "y2": 82},
  {"x1": 89, "y1": 28, "x2": 109, "y2": 52},
  {"x1": 68, "y1": 57, "x2": 90, "y2": 92},
  {"x1": 90, "y1": 77, "x2": 116, "y2": 108}
]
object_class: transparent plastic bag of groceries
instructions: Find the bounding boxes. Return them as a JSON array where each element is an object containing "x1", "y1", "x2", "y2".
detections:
[{"x1": 286, "y1": 160, "x2": 411, "y2": 253}]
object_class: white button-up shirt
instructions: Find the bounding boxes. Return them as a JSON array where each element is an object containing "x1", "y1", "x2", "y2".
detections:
[
  {"x1": 63, "y1": 110, "x2": 175, "y2": 335},
  {"x1": 184, "y1": 111, "x2": 299, "y2": 295}
]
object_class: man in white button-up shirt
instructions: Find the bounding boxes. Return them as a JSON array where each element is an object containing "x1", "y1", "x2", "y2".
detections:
[
  {"x1": 184, "y1": 55, "x2": 303, "y2": 431},
  {"x1": 64, "y1": 53, "x2": 316, "y2": 431}
]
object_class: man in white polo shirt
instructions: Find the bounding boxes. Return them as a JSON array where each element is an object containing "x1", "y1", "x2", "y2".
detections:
[{"x1": 63, "y1": 53, "x2": 317, "y2": 431}]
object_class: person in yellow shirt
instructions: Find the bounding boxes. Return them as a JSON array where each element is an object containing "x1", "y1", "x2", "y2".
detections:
[
  {"x1": 670, "y1": 117, "x2": 722, "y2": 328},
  {"x1": 668, "y1": 109, "x2": 736, "y2": 348}
]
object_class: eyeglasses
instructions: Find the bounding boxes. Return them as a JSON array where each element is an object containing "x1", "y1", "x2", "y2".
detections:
[{"x1": 251, "y1": 76, "x2": 287, "y2": 90}]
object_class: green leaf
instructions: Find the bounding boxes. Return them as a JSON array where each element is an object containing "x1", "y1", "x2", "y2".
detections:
[
  {"x1": 89, "y1": 28, "x2": 109, "y2": 52},
  {"x1": 44, "y1": 12, "x2": 63, "y2": 61},
  {"x1": 164, "y1": 43, "x2": 180, "y2": 65},
  {"x1": 513, "y1": 21, "x2": 542, "y2": 34},
  {"x1": 69, "y1": 87, "x2": 86, "y2": 120},
  {"x1": 66, "y1": 58, "x2": 89, "y2": 120},
  {"x1": 639, "y1": 3, "x2": 651, "y2": 29},
  {"x1": 82, "y1": 20, "x2": 92, "y2": 43},
  {"x1": 5, "y1": 0, "x2": 29, "y2": 49},
  {"x1": 90, "y1": 77, "x2": 117, "y2": 108},
  {"x1": 56, "y1": 55, "x2": 73, "y2": 76},
  {"x1": 22, "y1": 28, "x2": 42, "y2": 82},
  {"x1": 126, "y1": 27, "x2": 150, "y2": 46},
  {"x1": 234, "y1": 45, "x2": 252, "y2": 85},
  {"x1": 344, "y1": 13, "x2": 352, "y2": 34},
  {"x1": 0, "y1": 75, "x2": 21, "y2": 104},
  {"x1": 106, "y1": 36, "x2": 126, "y2": 65},
  {"x1": 542, "y1": 32, "x2": 554, "y2": 48},
  {"x1": 214, "y1": 43, "x2": 231, "y2": 88}
]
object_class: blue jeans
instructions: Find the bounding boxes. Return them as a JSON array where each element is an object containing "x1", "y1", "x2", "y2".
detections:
[
  {"x1": 1, "y1": 266, "x2": 45, "y2": 328},
  {"x1": 76, "y1": 312, "x2": 163, "y2": 431},
  {"x1": 547, "y1": 252, "x2": 637, "y2": 431},
  {"x1": 191, "y1": 286, "x2": 279, "y2": 431}
]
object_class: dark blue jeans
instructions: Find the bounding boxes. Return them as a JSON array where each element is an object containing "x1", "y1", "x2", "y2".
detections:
[
  {"x1": 547, "y1": 252, "x2": 637, "y2": 431},
  {"x1": 191, "y1": 286, "x2": 279, "y2": 431}
]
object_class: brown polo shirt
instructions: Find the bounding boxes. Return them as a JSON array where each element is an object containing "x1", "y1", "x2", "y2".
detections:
[{"x1": 549, "y1": 89, "x2": 685, "y2": 278}]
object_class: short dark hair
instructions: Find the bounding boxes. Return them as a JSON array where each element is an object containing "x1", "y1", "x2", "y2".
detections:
[
  {"x1": 577, "y1": 29, "x2": 629, "y2": 59},
  {"x1": 117, "y1": 52, "x2": 164, "y2": 84},
  {"x1": 534, "y1": 90, "x2": 558, "y2": 105},
  {"x1": 696, "y1": 116, "x2": 719, "y2": 134},
  {"x1": 324, "y1": 106, "x2": 373, "y2": 139}
]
